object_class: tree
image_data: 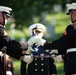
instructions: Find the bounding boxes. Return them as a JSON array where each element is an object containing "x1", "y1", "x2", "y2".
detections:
[{"x1": 0, "y1": 0, "x2": 70, "y2": 28}]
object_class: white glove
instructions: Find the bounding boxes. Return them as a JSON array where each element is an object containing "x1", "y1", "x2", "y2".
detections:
[
  {"x1": 23, "y1": 55, "x2": 34, "y2": 64},
  {"x1": 52, "y1": 55, "x2": 63, "y2": 62},
  {"x1": 27, "y1": 36, "x2": 41, "y2": 46},
  {"x1": 6, "y1": 71, "x2": 12, "y2": 75},
  {"x1": 50, "y1": 50, "x2": 58, "y2": 54},
  {"x1": 26, "y1": 46, "x2": 34, "y2": 54},
  {"x1": 0, "y1": 51, "x2": 3, "y2": 57},
  {"x1": 37, "y1": 39, "x2": 46, "y2": 46}
]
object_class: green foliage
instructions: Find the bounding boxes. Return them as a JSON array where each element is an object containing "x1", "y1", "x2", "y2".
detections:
[
  {"x1": 56, "y1": 62, "x2": 65, "y2": 75},
  {"x1": 6, "y1": 12, "x2": 70, "y2": 41},
  {"x1": 0, "y1": 0, "x2": 71, "y2": 28},
  {"x1": 55, "y1": 13, "x2": 70, "y2": 34}
]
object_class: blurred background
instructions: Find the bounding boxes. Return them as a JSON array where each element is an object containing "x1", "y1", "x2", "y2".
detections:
[{"x1": 0, "y1": 0, "x2": 76, "y2": 75}]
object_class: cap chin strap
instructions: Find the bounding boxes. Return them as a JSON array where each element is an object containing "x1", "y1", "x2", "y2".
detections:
[
  {"x1": 2, "y1": 12, "x2": 5, "y2": 25},
  {"x1": 0, "y1": 12, "x2": 5, "y2": 25}
]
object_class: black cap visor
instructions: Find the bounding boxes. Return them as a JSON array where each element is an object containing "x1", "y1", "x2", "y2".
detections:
[{"x1": 3, "y1": 11, "x2": 11, "y2": 18}]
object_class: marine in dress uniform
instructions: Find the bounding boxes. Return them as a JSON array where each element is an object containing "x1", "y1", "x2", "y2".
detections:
[
  {"x1": 0, "y1": 6, "x2": 39, "y2": 61},
  {"x1": 20, "y1": 23, "x2": 57, "y2": 75},
  {"x1": 0, "y1": 6, "x2": 39, "y2": 75},
  {"x1": 0, "y1": 6, "x2": 27, "y2": 75},
  {"x1": 34, "y1": 3, "x2": 76, "y2": 75},
  {"x1": 0, "y1": 6, "x2": 29, "y2": 59}
]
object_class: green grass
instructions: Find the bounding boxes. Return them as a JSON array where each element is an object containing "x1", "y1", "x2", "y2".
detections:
[
  {"x1": 56, "y1": 62, "x2": 65, "y2": 75},
  {"x1": 13, "y1": 60, "x2": 21, "y2": 75}
]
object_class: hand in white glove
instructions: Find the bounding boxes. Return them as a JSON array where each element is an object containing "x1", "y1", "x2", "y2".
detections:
[
  {"x1": 27, "y1": 36, "x2": 41, "y2": 46},
  {"x1": 26, "y1": 46, "x2": 34, "y2": 54},
  {"x1": 52, "y1": 55, "x2": 63, "y2": 62},
  {"x1": 23, "y1": 55, "x2": 34, "y2": 64},
  {"x1": 37, "y1": 39, "x2": 46, "y2": 46},
  {"x1": 50, "y1": 50, "x2": 58, "y2": 54},
  {"x1": 0, "y1": 51, "x2": 3, "y2": 57}
]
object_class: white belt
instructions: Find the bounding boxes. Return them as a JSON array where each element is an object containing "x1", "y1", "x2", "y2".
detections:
[{"x1": 67, "y1": 48, "x2": 76, "y2": 53}]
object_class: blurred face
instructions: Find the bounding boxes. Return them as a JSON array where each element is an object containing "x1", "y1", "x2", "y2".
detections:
[
  {"x1": 0, "y1": 12, "x2": 9, "y2": 25},
  {"x1": 70, "y1": 10, "x2": 76, "y2": 23},
  {"x1": 0, "y1": 12, "x2": 4, "y2": 25},
  {"x1": 35, "y1": 30, "x2": 43, "y2": 38}
]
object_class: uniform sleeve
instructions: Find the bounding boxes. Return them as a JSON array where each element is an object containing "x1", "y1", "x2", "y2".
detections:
[
  {"x1": 44, "y1": 25, "x2": 75, "y2": 50},
  {"x1": 0, "y1": 36, "x2": 28, "y2": 59},
  {"x1": 0, "y1": 28, "x2": 4, "y2": 36},
  {"x1": 0, "y1": 27, "x2": 27, "y2": 59}
]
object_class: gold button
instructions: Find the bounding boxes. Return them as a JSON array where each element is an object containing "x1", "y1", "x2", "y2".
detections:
[
  {"x1": 35, "y1": 58, "x2": 37, "y2": 60},
  {"x1": 41, "y1": 69, "x2": 44, "y2": 71},
  {"x1": 35, "y1": 69, "x2": 37, "y2": 71},
  {"x1": 41, "y1": 58, "x2": 43, "y2": 60},
  {"x1": 35, "y1": 63, "x2": 37, "y2": 65},
  {"x1": 41, "y1": 63, "x2": 44, "y2": 66}
]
